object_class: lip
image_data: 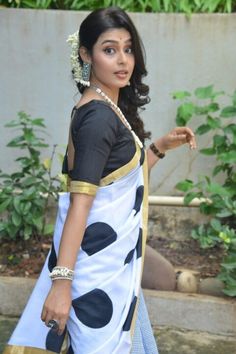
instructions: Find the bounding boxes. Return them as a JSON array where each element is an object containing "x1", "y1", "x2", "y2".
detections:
[{"x1": 114, "y1": 70, "x2": 128, "y2": 79}]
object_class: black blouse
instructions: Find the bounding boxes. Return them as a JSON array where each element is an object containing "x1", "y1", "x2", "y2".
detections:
[{"x1": 62, "y1": 100, "x2": 137, "y2": 195}]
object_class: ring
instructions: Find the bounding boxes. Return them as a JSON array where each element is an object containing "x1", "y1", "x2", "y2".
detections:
[{"x1": 47, "y1": 319, "x2": 59, "y2": 331}]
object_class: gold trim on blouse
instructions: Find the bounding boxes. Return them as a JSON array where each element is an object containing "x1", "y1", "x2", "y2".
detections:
[
  {"x1": 65, "y1": 143, "x2": 141, "y2": 194},
  {"x1": 67, "y1": 179, "x2": 98, "y2": 196}
]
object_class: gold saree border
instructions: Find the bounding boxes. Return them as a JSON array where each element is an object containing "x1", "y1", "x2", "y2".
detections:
[
  {"x1": 65, "y1": 142, "x2": 140, "y2": 193},
  {"x1": 100, "y1": 143, "x2": 141, "y2": 187},
  {"x1": 130, "y1": 150, "x2": 149, "y2": 343},
  {"x1": 3, "y1": 345, "x2": 56, "y2": 354},
  {"x1": 67, "y1": 179, "x2": 98, "y2": 196}
]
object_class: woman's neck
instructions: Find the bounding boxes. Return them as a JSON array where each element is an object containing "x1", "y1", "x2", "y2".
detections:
[{"x1": 89, "y1": 81, "x2": 119, "y2": 104}]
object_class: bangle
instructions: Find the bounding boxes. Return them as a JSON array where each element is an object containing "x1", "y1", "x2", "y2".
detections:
[
  {"x1": 49, "y1": 266, "x2": 74, "y2": 281},
  {"x1": 149, "y1": 143, "x2": 165, "y2": 159}
]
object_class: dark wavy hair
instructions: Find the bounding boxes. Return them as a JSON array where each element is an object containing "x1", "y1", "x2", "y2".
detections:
[{"x1": 74, "y1": 6, "x2": 151, "y2": 143}]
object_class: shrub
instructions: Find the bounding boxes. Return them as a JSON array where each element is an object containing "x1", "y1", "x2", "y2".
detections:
[
  {"x1": 1, "y1": 0, "x2": 236, "y2": 13},
  {"x1": 174, "y1": 85, "x2": 236, "y2": 296},
  {"x1": 0, "y1": 111, "x2": 61, "y2": 240}
]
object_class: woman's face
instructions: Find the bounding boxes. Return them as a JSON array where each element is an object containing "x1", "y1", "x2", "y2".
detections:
[{"x1": 89, "y1": 28, "x2": 135, "y2": 95}]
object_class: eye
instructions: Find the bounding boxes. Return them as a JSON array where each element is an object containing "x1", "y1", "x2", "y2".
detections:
[
  {"x1": 125, "y1": 47, "x2": 133, "y2": 54},
  {"x1": 104, "y1": 47, "x2": 115, "y2": 55}
]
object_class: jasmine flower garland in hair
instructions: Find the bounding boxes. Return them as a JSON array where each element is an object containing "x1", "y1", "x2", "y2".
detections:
[{"x1": 67, "y1": 31, "x2": 86, "y2": 85}]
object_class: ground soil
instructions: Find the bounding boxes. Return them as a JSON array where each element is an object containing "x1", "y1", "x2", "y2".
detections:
[{"x1": 0, "y1": 235, "x2": 225, "y2": 279}]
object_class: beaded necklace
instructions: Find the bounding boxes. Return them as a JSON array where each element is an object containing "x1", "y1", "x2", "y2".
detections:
[{"x1": 90, "y1": 85, "x2": 143, "y2": 148}]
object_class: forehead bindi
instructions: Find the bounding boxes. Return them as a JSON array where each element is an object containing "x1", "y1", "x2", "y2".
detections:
[{"x1": 97, "y1": 29, "x2": 132, "y2": 45}]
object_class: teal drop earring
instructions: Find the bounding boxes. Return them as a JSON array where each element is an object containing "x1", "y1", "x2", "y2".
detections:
[{"x1": 81, "y1": 62, "x2": 91, "y2": 86}]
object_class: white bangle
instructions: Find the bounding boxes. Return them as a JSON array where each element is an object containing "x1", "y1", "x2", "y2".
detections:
[{"x1": 49, "y1": 266, "x2": 74, "y2": 281}]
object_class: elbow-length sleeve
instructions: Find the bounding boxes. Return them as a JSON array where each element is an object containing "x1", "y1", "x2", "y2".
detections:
[{"x1": 66, "y1": 103, "x2": 119, "y2": 196}]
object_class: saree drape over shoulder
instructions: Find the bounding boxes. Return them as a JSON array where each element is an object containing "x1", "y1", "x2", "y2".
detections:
[{"x1": 4, "y1": 101, "x2": 158, "y2": 354}]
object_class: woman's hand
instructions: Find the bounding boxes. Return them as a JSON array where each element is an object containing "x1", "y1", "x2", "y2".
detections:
[
  {"x1": 147, "y1": 126, "x2": 197, "y2": 171},
  {"x1": 156, "y1": 126, "x2": 197, "y2": 153},
  {"x1": 41, "y1": 280, "x2": 72, "y2": 335}
]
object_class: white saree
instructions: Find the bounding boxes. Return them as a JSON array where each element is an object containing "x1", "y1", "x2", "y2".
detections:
[{"x1": 4, "y1": 141, "x2": 159, "y2": 353}]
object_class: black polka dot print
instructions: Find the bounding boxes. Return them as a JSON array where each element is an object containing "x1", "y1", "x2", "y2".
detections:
[
  {"x1": 45, "y1": 327, "x2": 66, "y2": 353},
  {"x1": 81, "y1": 222, "x2": 117, "y2": 256},
  {"x1": 133, "y1": 186, "x2": 144, "y2": 216},
  {"x1": 139, "y1": 148, "x2": 145, "y2": 166},
  {"x1": 72, "y1": 288, "x2": 113, "y2": 328},
  {"x1": 136, "y1": 228, "x2": 143, "y2": 259},
  {"x1": 48, "y1": 242, "x2": 57, "y2": 272},
  {"x1": 123, "y1": 296, "x2": 138, "y2": 331},
  {"x1": 124, "y1": 249, "x2": 135, "y2": 264}
]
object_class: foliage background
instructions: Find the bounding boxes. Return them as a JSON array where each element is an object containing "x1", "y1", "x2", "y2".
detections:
[{"x1": 1, "y1": 0, "x2": 236, "y2": 13}]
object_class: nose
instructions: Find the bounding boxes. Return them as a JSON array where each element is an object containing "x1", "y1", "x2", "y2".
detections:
[{"x1": 117, "y1": 50, "x2": 127, "y2": 64}]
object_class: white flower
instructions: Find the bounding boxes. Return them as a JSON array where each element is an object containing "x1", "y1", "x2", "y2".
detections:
[{"x1": 66, "y1": 31, "x2": 82, "y2": 83}]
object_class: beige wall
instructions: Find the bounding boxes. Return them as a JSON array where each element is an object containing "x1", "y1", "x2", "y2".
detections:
[{"x1": 1, "y1": 9, "x2": 236, "y2": 194}]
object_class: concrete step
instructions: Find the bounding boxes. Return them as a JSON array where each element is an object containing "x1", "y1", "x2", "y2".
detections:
[
  {"x1": 144, "y1": 289, "x2": 236, "y2": 336},
  {"x1": 1, "y1": 317, "x2": 236, "y2": 354}
]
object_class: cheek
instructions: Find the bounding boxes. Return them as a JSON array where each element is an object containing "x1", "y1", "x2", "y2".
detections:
[{"x1": 92, "y1": 54, "x2": 114, "y2": 72}]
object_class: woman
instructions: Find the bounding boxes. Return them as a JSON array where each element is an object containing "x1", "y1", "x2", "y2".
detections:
[{"x1": 4, "y1": 6, "x2": 196, "y2": 354}]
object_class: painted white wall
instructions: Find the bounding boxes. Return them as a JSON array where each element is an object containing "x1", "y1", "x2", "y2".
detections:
[{"x1": 1, "y1": 9, "x2": 236, "y2": 194}]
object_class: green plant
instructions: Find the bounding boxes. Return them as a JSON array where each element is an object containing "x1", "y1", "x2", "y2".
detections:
[
  {"x1": 1, "y1": 0, "x2": 236, "y2": 13},
  {"x1": 174, "y1": 85, "x2": 236, "y2": 296},
  {"x1": 0, "y1": 111, "x2": 60, "y2": 240}
]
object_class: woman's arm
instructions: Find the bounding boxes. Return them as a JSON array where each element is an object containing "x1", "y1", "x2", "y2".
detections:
[
  {"x1": 41, "y1": 192, "x2": 94, "y2": 335},
  {"x1": 147, "y1": 126, "x2": 197, "y2": 172}
]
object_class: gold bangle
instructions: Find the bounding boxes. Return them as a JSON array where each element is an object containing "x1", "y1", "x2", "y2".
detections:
[{"x1": 149, "y1": 143, "x2": 165, "y2": 159}]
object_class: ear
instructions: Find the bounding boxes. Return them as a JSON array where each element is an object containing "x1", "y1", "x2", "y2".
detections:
[{"x1": 79, "y1": 46, "x2": 91, "y2": 64}]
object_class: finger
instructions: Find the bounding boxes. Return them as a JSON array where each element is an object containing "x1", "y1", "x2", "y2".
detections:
[
  {"x1": 44, "y1": 311, "x2": 56, "y2": 327},
  {"x1": 174, "y1": 126, "x2": 195, "y2": 137},
  {"x1": 57, "y1": 317, "x2": 67, "y2": 336},
  {"x1": 187, "y1": 134, "x2": 197, "y2": 149},
  {"x1": 171, "y1": 134, "x2": 188, "y2": 142},
  {"x1": 41, "y1": 306, "x2": 48, "y2": 322}
]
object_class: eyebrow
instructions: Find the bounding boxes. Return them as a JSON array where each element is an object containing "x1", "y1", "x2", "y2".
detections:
[{"x1": 101, "y1": 38, "x2": 132, "y2": 45}]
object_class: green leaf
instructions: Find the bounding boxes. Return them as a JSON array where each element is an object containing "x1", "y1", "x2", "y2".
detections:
[
  {"x1": 207, "y1": 116, "x2": 221, "y2": 129},
  {"x1": 31, "y1": 118, "x2": 46, "y2": 127},
  {"x1": 199, "y1": 147, "x2": 216, "y2": 155},
  {"x1": 172, "y1": 91, "x2": 191, "y2": 99},
  {"x1": 24, "y1": 186, "x2": 37, "y2": 198},
  {"x1": 24, "y1": 225, "x2": 33, "y2": 240},
  {"x1": 32, "y1": 216, "x2": 43, "y2": 231},
  {"x1": 184, "y1": 192, "x2": 198, "y2": 205},
  {"x1": 43, "y1": 223, "x2": 54, "y2": 235},
  {"x1": 213, "y1": 134, "x2": 226, "y2": 147},
  {"x1": 222, "y1": 288, "x2": 236, "y2": 297},
  {"x1": 12, "y1": 211, "x2": 22, "y2": 227},
  {"x1": 176, "y1": 102, "x2": 195, "y2": 126},
  {"x1": 223, "y1": 123, "x2": 236, "y2": 136},
  {"x1": 175, "y1": 179, "x2": 194, "y2": 192},
  {"x1": 221, "y1": 257, "x2": 236, "y2": 270},
  {"x1": 194, "y1": 85, "x2": 214, "y2": 99},
  {"x1": 218, "y1": 151, "x2": 236, "y2": 163},
  {"x1": 220, "y1": 106, "x2": 236, "y2": 118},
  {"x1": 213, "y1": 165, "x2": 223, "y2": 176},
  {"x1": 7, "y1": 136, "x2": 24, "y2": 147},
  {"x1": 195, "y1": 103, "x2": 220, "y2": 115},
  {"x1": 13, "y1": 196, "x2": 22, "y2": 214},
  {"x1": 207, "y1": 102, "x2": 220, "y2": 112},
  {"x1": 0, "y1": 198, "x2": 11, "y2": 212},
  {"x1": 206, "y1": 183, "x2": 230, "y2": 196},
  {"x1": 217, "y1": 210, "x2": 233, "y2": 218},
  {"x1": 22, "y1": 176, "x2": 38, "y2": 187},
  {"x1": 210, "y1": 218, "x2": 221, "y2": 232},
  {"x1": 195, "y1": 124, "x2": 212, "y2": 135}
]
